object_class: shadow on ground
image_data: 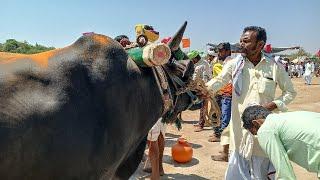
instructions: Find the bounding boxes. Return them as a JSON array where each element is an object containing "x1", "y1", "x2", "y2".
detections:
[
  {"x1": 163, "y1": 155, "x2": 199, "y2": 167},
  {"x1": 162, "y1": 173, "x2": 209, "y2": 179},
  {"x1": 131, "y1": 173, "x2": 209, "y2": 180},
  {"x1": 165, "y1": 133, "x2": 181, "y2": 139}
]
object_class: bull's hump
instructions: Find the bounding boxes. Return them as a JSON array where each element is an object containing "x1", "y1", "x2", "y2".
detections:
[
  {"x1": 91, "y1": 34, "x2": 113, "y2": 45},
  {"x1": 88, "y1": 34, "x2": 122, "y2": 54}
]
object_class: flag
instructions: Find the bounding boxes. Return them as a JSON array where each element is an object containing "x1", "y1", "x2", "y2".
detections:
[
  {"x1": 161, "y1": 37, "x2": 171, "y2": 44},
  {"x1": 182, "y1": 38, "x2": 190, "y2": 48},
  {"x1": 316, "y1": 50, "x2": 320, "y2": 57},
  {"x1": 264, "y1": 44, "x2": 272, "y2": 53}
]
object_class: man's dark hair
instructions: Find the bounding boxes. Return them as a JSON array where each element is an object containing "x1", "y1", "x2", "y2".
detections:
[
  {"x1": 191, "y1": 54, "x2": 201, "y2": 64},
  {"x1": 114, "y1": 35, "x2": 129, "y2": 42},
  {"x1": 195, "y1": 54, "x2": 201, "y2": 60},
  {"x1": 241, "y1": 105, "x2": 271, "y2": 129},
  {"x1": 243, "y1": 26, "x2": 267, "y2": 43}
]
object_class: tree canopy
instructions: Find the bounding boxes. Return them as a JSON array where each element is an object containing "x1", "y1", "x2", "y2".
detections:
[
  {"x1": 287, "y1": 48, "x2": 310, "y2": 60},
  {"x1": 0, "y1": 39, "x2": 55, "y2": 54},
  {"x1": 287, "y1": 48, "x2": 320, "y2": 63}
]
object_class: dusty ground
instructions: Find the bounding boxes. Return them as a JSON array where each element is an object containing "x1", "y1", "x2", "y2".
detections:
[{"x1": 131, "y1": 77, "x2": 320, "y2": 180}]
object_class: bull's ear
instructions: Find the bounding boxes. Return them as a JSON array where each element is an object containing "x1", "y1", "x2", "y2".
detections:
[{"x1": 180, "y1": 60, "x2": 194, "y2": 80}]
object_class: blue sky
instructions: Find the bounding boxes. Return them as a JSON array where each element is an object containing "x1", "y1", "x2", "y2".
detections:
[{"x1": 1, "y1": 0, "x2": 319, "y2": 54}]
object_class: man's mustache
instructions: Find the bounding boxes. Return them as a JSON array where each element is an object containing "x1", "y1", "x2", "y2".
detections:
[{"x1": 239, "y1": 47, "x2": 246, "y2": 53}]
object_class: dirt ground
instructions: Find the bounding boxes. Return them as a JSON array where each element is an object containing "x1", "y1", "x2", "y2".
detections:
[{"x1": 131, "y1": 77, "x2": 320, "y2": 180}]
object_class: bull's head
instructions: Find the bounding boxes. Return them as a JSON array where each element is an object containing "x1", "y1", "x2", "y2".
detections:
[{"x1": 161, "y1": 22, "x2": 196, "y2": 127}]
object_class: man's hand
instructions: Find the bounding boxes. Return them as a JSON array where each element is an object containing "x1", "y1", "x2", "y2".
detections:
[{"x1": 262, "y1": 102, "x2": 277, "y2": 111}]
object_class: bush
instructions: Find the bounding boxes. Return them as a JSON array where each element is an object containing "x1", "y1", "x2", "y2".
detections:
[{"x1": 0, "y1": 39, "x2": 55, "y2": 54}]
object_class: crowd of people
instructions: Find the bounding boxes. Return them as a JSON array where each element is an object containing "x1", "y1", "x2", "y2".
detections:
[
  {"x1": 285, "y1": 60, "x2": 318, "y2": 85},
  {"x1": 114, "y1": 25, "x2": 319, "y2": 180}
]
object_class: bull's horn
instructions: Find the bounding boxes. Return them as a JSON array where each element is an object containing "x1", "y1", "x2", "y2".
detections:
[
  {"x1": 231, "y1": 43, "x2": 241, "y2": 52},
  {"x1": 168, "y1": 21, "x2": 187, "y2": 51}
]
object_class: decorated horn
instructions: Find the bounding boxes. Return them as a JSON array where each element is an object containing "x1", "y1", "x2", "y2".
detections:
[{"x1": 168, "y1": 21, "x2": 187, "y2": 51}]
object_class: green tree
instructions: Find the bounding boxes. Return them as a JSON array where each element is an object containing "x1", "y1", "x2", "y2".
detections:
[
  {"x1": 2, "y1": 39, "x2": 19, "y2": 52},
  {"x1": 288, "y1": 48, "x2": 311, "y2": 61},
  {"x1": 0, "y1": 39, "x2": 55, "y2": 54}
]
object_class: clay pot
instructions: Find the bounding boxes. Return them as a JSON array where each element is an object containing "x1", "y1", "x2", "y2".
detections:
[{"x1": 171, "y1": 137, "x2": 193, "y2": 163}]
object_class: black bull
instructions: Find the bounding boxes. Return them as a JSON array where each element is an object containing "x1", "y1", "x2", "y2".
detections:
[{"x1": 0, "y1": 32, "x2": 194, "y2": 178}]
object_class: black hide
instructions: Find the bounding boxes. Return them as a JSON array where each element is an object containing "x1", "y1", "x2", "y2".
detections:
[{"x1": 0, "y1": 34, "x2": 193, "y2": 180}]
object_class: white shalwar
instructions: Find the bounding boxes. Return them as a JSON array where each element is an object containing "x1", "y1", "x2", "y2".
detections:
[
  {"x1": 304, "y1": 63, "x2": 313, "y2": 85},
  {"x1": 226, "y1": 151, "x2": 275, "y2": 180}
]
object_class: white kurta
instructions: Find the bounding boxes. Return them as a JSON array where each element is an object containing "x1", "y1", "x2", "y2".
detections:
[{"x1": 206, "y1": 54, "x2": 297, "y2": 157}]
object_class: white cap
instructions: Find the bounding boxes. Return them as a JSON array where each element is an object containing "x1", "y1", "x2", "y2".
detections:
[{"x1": 207, "y1": 49, "x2": 217, "y2": 56}]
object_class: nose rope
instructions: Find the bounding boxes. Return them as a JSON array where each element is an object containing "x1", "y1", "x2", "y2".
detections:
[{"x1": 176, "y1": 77, "x2": 221, "y2": 127}]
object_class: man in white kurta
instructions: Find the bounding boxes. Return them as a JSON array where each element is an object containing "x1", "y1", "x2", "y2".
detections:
[
  {"x1": 304, "y1": 61, "x2": 313, "y2": 85},
  {"x1": 206, "y1": 26, "x2": 297, "y2": 179},
  {"x1": 189, "y1": 50, "x2": 212, "y2": 131}
]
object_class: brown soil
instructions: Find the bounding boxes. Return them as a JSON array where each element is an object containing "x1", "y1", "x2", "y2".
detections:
[{"x1": 131, "y1": 77, "x2": 320, "y2": 180}]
